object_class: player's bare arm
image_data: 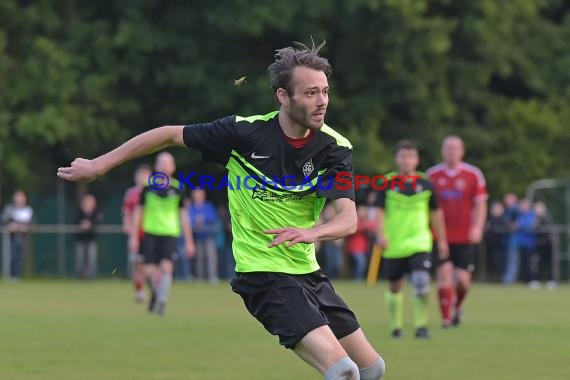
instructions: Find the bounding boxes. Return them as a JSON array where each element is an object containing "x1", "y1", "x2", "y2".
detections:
[
  {"x1": 469, "y1": 201, "x2": 487, "y2": 243},
  {"x1": 57, "y1": 126, "x2": 185, "y2": 182},
  {"x1": 180, "y1": 208, "x2": 196, "y2": 257},
  {"x1": 430, "y1": 208, "x2": 449, "y2": 259},
  {"x1": 376, "y1": 208, "x2": 388, "y2": 249},
  {"x1": 265, "y1": 197, "x2": 357, "y2": 247}
]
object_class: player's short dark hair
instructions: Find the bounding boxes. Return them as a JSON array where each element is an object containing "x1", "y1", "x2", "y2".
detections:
[
  {"x1": 396, "y1": 139, "x2": 418, "y2": 153},
  {"x1": 268, "y1": 39, "x2": 332, "y2": 96}
]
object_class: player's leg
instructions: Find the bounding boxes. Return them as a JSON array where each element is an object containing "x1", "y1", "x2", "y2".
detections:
[
  {"x1": 437, "y1": 244, "x2": 455, "y2": 327},
  {"x1": 408, "y1": 253, "x2": 432, "y2": 338},
  {"x1": 155, "y1": 237, "x2": 177, "y2": 315},
  {"x1": 133, "y1": 257, "x2": 145, "y2": 302},
  {"x1": 451, "y1": 244, "x2": 477, "y2": 326},
  {"x1": 141, "y1": 234, "x2": 159, "y2": 312},
  {"x1": 383, "y1": 258, "x2": 406, "y2": 338},
  {"x1": 309, "y1": 272, "x2": 385, "y2": 379},
  {"x1": 231, "y1": 272, "x2": 361, "y2": 379},
  {"x1": 294, "y1": 326, "x2": 360, "y2": 379},
  {"x1": 339, "y1": 329, "x2": 385, "y2": 380},
  {"x1": 130, "y1": 237, "x2": 146, "y2": 302}
]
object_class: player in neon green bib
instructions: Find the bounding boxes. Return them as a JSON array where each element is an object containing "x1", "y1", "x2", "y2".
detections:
[{"x1": 376, "y1": 140, "x2": 448, "y2": 339}]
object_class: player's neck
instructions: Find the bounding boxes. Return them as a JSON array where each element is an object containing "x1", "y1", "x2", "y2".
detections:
[
  {"x1": 397, "y1": 170, "x2": 418, "y2": 180},
  {"x1": 445, "y1": 161, "x2": 462, "y2": 170},
  {"x1": 278, "y1": 111, "x2": 311, "y2": 139}
]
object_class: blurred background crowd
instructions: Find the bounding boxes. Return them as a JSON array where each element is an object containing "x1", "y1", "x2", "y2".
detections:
[{"x1": 1, "y1": 185, "x2": 558, "y2": 288}]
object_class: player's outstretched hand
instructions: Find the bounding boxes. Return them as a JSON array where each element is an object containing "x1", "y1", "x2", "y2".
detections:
[
  {"x1": 265, "y1": 227, "x2": 317, "y2": 248},
  {"x1": 57, "y1": 158, "x2": 101, "y2": 183}
]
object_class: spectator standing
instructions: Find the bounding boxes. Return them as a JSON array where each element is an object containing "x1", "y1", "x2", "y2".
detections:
[
  {"x1": 216, "y1": 204, "x2": 235, "y2": 279},
  {"x1": 75, "y1": 194, "x2": 102, "y2": 279},
  {"x1": 485, "y1": 201, "x2": 507, "y2": 275},
  {"x1": 318, "y1": 203, "x2": 344, "y2": 279},
  {"x1": 501, "y1": 193, "x2": 520, "y2": 284},
  {"x1": 345, "y1": 206, "x2": 376, "y2": 280},
  {"x1": 189, "y1": 189, "x2": 219, "y2": 283},
  {"x1": 533, "y1": 202, "x2": 557, "y2": 289},
  {"x1": 515, "y1": 199, "x2": 537, "y2": 288},
  {"x1": 1, "y1": 190, "x2": 33, "y2": 280}
]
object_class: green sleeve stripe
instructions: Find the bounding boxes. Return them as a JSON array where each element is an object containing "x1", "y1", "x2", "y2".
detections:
[
  {"x1": 235, "y1": 111, "x2": 279, "y2": 123},
  {"x1": 320, "y1": 124, "x2": 352, "y2": 149}
]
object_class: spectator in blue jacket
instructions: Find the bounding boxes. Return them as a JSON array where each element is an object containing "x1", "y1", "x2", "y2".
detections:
[{"x1": 515, "y1": 199, "x2": 537, "y2": 288}]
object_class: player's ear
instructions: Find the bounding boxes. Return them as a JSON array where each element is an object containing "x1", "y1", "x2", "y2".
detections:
[{"x1": 276, "y1": 88, "x2": 289, "y2": 107}]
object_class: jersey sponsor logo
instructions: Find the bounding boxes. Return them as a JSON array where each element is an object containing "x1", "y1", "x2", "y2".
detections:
[
  {"x1": 251, "y1": 185, "x2": 308, "y2": 202},
  {"x1": 440, "y1": 189, "x2": 463, "y2": 199},
  {"x1": 250, "y1": 152, "x2": 270, "y2": 159},
  {"x1": 302, "y1": 159, "x2": 314, "y2": 177}
]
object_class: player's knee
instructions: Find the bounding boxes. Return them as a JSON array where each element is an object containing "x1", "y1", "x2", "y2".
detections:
[
  {"x1": 411, "y1": 270, "x2": 430, "y2": 296},
  {"x1": 359, "y1": 355, "x2": 386, "y2": 380},
  {"x1": 324, "y1": 356, "x2": 360, "y2": 380}
]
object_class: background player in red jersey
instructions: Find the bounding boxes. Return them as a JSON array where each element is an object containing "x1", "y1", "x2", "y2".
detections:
[
  {"x1": 427, "y1": 136, "x2": 488, "y2": 327},
  {"x1": 122, "y1": 164, "x2": 152, "y2": 303}
]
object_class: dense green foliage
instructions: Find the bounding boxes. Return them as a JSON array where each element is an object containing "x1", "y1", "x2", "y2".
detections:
[{"x1": 1, "y1": 0, "x2": 569, "y2": 201}]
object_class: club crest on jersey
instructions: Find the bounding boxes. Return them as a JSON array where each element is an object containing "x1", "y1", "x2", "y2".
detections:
[{"x1": 302, "y1": 159, "x2": 314, "y2": 177}]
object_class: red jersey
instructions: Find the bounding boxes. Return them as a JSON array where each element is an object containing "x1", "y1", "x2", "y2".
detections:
[
  {"x1": 345, "y1": 219, "x2": 376, "y2": 255},
  {"x1": 427, "y1": 163, "x2": 488, "y2": 244},
  {"x1": 122, "y1": 186, "x2": 144, "y2": 240}
]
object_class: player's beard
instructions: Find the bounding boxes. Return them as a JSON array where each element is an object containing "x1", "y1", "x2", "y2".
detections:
[{"x1": 288, "y1": 98, "x2": 325, "y2": 130}]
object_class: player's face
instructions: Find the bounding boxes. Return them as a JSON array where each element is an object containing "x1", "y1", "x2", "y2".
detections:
[
  {"x1": 285, "y1": 66, "x2": 329, "y2": 130},
  {"x1": 395, "y1": 148, "x2": 419, "y2": 175},
  {"x1": 155, "y1": 154, "x2": 176, "y2": 176},
  {"x1": 442, "y1": 137, "x2": 464, "y2": 165}
]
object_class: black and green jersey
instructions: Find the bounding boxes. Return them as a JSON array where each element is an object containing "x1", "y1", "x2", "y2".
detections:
[
  {"x1": 375, "y1": 172, "x2": 438, "y2": 259},
  {"x1": 139, "y1": 183, "x2": 184, "y2": 237},
  {"x1": 183, "y1": 111, "x2": 354, "y2": 274}
]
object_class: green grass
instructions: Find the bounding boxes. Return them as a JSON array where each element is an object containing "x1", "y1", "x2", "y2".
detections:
[{"x1": 0, "y1": 280, "x2": 569, "y2": 380}]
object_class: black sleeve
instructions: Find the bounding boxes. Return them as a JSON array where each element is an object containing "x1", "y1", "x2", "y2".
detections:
[
  {"x1": 183, "y1": 116, "x2": 241, "y2": 165},
  {"x1": 428, "y1": 181, "x2": 439, "y2": 210},
  {"x1": 316, "y1": 146, "x2": 355, "y2": 200}
]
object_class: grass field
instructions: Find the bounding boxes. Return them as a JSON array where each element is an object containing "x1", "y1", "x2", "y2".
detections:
[{"x1": 1, "y1": 280, "x2": 569, "y2": 380}]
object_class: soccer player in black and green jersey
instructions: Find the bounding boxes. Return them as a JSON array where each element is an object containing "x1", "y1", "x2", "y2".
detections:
[
  {"x1": 57, "y1": 42, "x2": 385, "y2": 380},
  {"x1": 376, "y1": 140, "x2": 449, "y2": 339},
  {"x1": 129, "y1": 152, "x2": 195, "y2": 315}
]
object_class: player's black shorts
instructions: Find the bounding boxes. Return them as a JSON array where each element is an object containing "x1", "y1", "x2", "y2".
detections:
[
  {"x1": 231, "y1": 270, "x2": 360, "y2": 350},
  {"x1": 141, "y1": 233, "x2": 178, "y2": 264},
  {"x1": 436, "y1": 243, "x2": 477, "y2": 272},
  {"x1": 383, "y1": 252, "x2": 432, "y2": 281}
]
